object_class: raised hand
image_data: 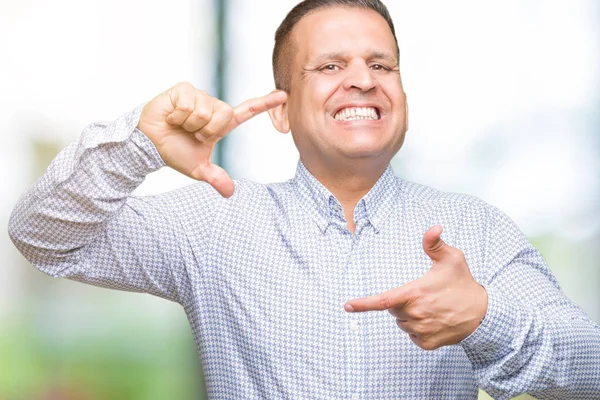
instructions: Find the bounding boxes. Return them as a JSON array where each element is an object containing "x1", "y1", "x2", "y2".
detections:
[
  {"x1": 137, "y1": 82, "x2": 287, "y2": 197},
  {"x1": 344, "y1": 225, "x2": 488, "y2": 350}
]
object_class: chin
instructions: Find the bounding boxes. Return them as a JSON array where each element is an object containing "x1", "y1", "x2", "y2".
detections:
[
  {"x1": 338, "y1": 143, "x2": 389, "y2": 159},
  {"x1": 339, "y1": 134, "x2": 386, "y2": 154},
  {"x1": 340, "y1": 137, "x2": 404, "y2": 161}
]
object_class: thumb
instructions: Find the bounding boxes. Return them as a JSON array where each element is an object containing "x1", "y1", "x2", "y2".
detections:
[
  {"x1": 422, "y1": 225, "x2": 451, "y2": 263},
  {"x1": 195, "y1": 163, "x2": 235, "y2": 198}
]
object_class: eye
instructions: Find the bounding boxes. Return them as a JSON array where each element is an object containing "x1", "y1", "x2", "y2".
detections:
[
  {"x1": 370, "y1": 64, "x2": 390, "y2": 71},
  {"x1": 319, "y1": 64, "x2": 341, "y2": 72}
]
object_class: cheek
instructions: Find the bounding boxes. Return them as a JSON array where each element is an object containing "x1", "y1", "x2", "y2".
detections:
[
  {"x1": 379, "y1": 77, "x2": 405, "y2": 105},
  {"x1": 303, "y1": 77, "x2": 340, "y2": 108}
]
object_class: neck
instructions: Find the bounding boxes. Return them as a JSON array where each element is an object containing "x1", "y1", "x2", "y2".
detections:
[{"x1": 301, "y1": 157, "x2": 388, "y2": 233}]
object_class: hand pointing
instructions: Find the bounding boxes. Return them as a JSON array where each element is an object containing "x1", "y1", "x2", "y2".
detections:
[
  {"x1": 138, "y1": 82, "x2": 288, "y2": 197},
  {"x1": 344, "y1": 225, "x2": 488, "y2": 350}
]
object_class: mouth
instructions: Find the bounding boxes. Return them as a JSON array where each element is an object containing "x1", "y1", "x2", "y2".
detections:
[{"x1": 333, "y1": 106, "x2": 381, "y2": 122}]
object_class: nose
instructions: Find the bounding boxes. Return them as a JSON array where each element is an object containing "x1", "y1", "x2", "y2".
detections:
[{"x1": 342, "y1": 60, "x2": 376, "y2": 92}]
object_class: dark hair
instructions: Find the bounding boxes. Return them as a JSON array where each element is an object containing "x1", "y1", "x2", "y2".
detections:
[{"x1": 272, "y1": 0, "x2": 399, "y2": 92}]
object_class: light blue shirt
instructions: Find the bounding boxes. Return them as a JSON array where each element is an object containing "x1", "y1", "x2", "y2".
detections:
[{"x1": 9, "y1": 105, "x2": 600, "y2": 399}]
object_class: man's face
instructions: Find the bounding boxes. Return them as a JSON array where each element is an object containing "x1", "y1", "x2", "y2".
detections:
[{"x1": 285, "y1": 6, "x2": 408, "y2": 169}]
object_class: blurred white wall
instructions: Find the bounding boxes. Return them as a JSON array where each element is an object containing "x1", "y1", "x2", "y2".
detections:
[
  {"x1": 0, "y1": 0, "x2": 214, "y2": 319},
  {"x1": 389, "y1": 1, "x2": 599, "y2": 238}
]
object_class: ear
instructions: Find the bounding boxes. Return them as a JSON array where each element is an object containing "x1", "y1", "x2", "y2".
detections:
[{"x1": 268, "y1": 98, "x2": 290, "y2": 133}]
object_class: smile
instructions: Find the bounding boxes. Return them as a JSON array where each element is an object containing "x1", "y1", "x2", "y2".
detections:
[{"x1": 333, "y1": 106, "x2": 380, "y2": 121}]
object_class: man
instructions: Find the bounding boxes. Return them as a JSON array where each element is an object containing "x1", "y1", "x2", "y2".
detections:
[{"x1": 9, "y1": 0, "x2": 600, "y2": 398}]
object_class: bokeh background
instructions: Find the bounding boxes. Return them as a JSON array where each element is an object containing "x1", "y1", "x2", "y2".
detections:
[{"x1": 1, "y1": 0, "x2": 598, "y2": 399}]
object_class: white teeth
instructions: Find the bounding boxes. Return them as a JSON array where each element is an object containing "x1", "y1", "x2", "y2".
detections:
[{"x1": 334, "y1": 107, "x2": 379, "y2": 121}]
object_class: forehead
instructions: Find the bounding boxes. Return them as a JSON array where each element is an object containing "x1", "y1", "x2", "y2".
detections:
[{"x1": 291, "y1": 6, "x2": 398, "y2": 63}]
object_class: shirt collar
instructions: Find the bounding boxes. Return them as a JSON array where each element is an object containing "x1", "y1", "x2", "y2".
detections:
[{"x1": 291, "y1": 160, "x2": 401, "y2": 234}]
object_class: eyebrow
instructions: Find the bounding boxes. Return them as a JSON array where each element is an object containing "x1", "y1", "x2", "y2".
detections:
[{"x1": 311, "y1": 51, "x2": 398, "y2": 65}]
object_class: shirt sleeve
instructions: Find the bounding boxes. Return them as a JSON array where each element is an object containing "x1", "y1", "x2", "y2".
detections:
[
  {"x1": 459, "y1": 205, "x2": 600, "y2": 400},
  {"x1": 8, "y1": 105, "x2": 196, "y2": 304}
]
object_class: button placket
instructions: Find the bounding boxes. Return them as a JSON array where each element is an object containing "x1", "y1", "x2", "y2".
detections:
[{"x1": 343, "y1": 231, "x2": 365, "y2": 400}]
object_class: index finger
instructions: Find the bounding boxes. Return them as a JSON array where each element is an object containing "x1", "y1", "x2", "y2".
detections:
[
  {"x1": 344, "y1": 286, "x2": 411, "y2": 313},
  {"x1": 228, "y1": 90, "x2": 288, "y2": 130}
]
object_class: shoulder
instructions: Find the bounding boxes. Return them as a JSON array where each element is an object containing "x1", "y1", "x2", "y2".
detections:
[
  {"x1": 398, "y1": 177, "x2": 529, "y2": 248},
  {"x1": 398, "y1": 178, "x2": 495, "y2": 217},
  {"x1": 394, "y1": 177, "x2": 521, "y2": 243}
]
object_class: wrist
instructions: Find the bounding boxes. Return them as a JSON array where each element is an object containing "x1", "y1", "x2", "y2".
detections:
[{"x1": 462, "y1": 283, "x2": 488, "y2": 340}]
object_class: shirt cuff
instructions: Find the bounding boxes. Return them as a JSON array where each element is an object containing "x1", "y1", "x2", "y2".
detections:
[
  {"x1": 459, "y1": 285, "x2": 526, "y2": 366},
  {"x1": 129, "y1": 126, "x2": 167, "y2": 170},
  {"x1": 35, "y1": 105, "x2": 166, "y2": 199},
  {"x1": 78, "y1": 104, "x2": 163, "y2": 166}
]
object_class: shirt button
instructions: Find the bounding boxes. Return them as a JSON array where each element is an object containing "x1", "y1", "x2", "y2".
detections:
[
  {"x1": 350, "y1": 320, "x2": 359, "y2": 331},
  {"x1": 351, "y1": 394, "x2": 359, "y2": 400}
]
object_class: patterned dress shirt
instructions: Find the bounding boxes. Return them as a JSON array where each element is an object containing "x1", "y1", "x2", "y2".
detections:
[{"x1": 9, "y1": 105, "x2": 600, "y2": 400}]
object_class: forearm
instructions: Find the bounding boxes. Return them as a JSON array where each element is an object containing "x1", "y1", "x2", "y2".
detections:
[
  {"x1": 461, "y1": 280, "x2": 600, "y2": 399},
  {"x1": 8, "y1": 105, "x2": 165, "y2": 272}
]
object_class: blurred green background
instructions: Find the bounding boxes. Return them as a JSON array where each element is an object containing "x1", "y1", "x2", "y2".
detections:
[{"x1": 1, "y1": 0, "x2": 598, "y2": 399}]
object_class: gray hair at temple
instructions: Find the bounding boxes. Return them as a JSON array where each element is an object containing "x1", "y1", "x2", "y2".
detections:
[{"x1": 272, "y1": 0, "x2": 399, "y2": 93}]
